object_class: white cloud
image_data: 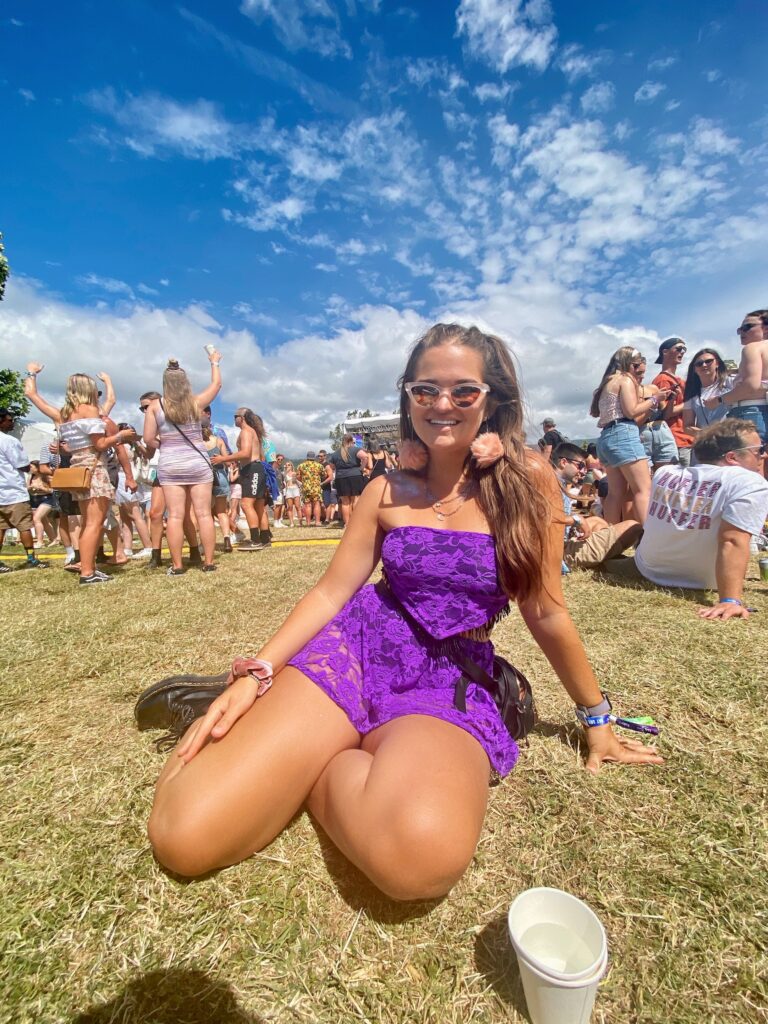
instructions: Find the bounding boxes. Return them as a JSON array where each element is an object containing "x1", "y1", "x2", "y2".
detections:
[
  {"x1": 240, "y1": 0, "x2": 351, "y2": 59},
  {"x1": 580, "y1": 81, "x2": 615, "y2": 114},
  {"x1": 648, "y1": 55, "x2": 677, "y2": 72},
  {"x1": 473, "y1": 81, "x2": 513, "y2": 103},
  {"x1": 487, "y1": 112, "x2": 520, "y2": 166},
  {"x1": 634, "y1": 81, "x2": 666, "y2": 103},
  {"x1": 232, "y1": 303, "x2": 279, "y2": 328},
  {"x1": 77, "y1": 273, "x2": 135, "y2": 298},
  {"x1": 557, "y1": 43, "x2": 604, "y2": 82},
  {"x1": 18, "y1": 88, "x2": 35, "y2": 102},
  {"x1": 315, "y1": 262, "x2": 338, "y2": 272},
  {"x1": 137, "y1": 283, "x2": 159, "y2": 296},
  {"x1": 664, "y1": 100, "x2": 681, "y2": 112},
  {"x1": 704, "y1": 69, "x2": 722, "y2": 83},
  {"x1": 84, "y1": 89, "x2": 240, "y2": 160},
  {"x1": 456, "y1": 0, "x2": 558, "y2": 73}
]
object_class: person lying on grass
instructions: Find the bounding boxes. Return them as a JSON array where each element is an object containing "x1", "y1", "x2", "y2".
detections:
[{"x1": 148, "y1": 323, "x2": 662, "y2": 901}]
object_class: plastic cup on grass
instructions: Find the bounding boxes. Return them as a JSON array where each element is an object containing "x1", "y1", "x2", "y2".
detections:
[
  {"x1": 515, "y1": 944, "x2": 608, "y2": 1024},
  {"x1": 508, "y1": 887, "x2": 607, "y2": 981}
]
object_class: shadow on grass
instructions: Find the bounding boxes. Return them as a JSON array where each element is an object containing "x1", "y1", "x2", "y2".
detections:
[
  {"x1": 71, "y1": 968, "x2": 264, "y2": 1024},
  {"x1": 593, "y1": 563, "x2": 710, "y2": 606},
  {"x1": 308, "y1": 815, "x2": 445, "y2": 924},
  {"x1": 474, "y1": 916, "x2": 530, "y2": 1021}
]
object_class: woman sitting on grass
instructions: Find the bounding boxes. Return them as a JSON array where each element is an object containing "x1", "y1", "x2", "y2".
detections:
[{"x1": 148, "y1": 324, "x2": 662, "y2": 900}]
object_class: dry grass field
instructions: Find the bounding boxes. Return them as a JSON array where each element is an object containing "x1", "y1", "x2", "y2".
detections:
[{"x1": 2, "y1": 531, "x2": 767, "y2": 1024}]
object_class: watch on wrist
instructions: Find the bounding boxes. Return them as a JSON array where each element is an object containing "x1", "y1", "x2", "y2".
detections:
[
  {"x1": 575, "y1": 691, "x2": 612, "y2": 727},
  {"x1": 25, "y1": 371, "x2": 37, "y2": 378}
]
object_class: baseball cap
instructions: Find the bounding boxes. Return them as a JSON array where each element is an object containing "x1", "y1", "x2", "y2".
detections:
[
  {"x1": 542, "y1": 418, "x2": 555, "y2": 428},
  {"x1": 655, "y1": 337, "x2": 686, "y2": 364},
  {"x1": 306, "y1": 450, "x2": 316, "y2": 459}
]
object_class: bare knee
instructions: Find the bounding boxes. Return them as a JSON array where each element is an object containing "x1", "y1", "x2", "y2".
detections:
[{"x1": 367, "y1": 805, "x2": 478, "y2": 901}]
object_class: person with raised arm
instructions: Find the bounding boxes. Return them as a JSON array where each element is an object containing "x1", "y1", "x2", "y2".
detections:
[
  {"x1": 142, "y1": 351, "x2": 221, "y2": 576},
  {"x1": 24, "y1": 364, "x2": 136, "y2": 584}
]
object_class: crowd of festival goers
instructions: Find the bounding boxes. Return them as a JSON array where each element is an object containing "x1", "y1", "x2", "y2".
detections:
[{"x1": 1, "y1": 308, "x2": 767, "y2": 614}]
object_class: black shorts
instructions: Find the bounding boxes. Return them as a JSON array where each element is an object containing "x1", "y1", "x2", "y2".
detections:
[
  {"x1": 335, "y1": 474, "x2": 365, "y2": 498},
  {"x1": 55, "y1": 489, "x2": 79, "y2": 516},
  {"x1": 240, "y1": 461, "x2": 267, "y2": 500}
]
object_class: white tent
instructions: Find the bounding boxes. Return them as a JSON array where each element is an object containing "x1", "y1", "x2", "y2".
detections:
[{"x1": 14, "y1": 421, "x2": 56, "y2": 461}]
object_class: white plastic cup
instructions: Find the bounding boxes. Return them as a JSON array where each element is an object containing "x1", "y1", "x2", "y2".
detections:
[
  {"x1": 516, "y1": 944, "x2": 608, "y2": 1024},
  {"x1": 508, "y1": 887, "x2": 607, "y2": 981}
]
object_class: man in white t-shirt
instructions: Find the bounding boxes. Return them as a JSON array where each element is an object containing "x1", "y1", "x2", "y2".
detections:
[
  {"x1": 0, "y1": 409, "x2": 48, "y2": 571},
  {"x1": 632, "y1": 418, "x2": 768, "y2": 620}
]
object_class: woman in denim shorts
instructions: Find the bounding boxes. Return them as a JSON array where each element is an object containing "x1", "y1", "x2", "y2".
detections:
[
  {"x1": 590, "y1": 347, "x2": 673, "y2": 523},
  {"x1": 630, "y1": 357, "x2": 679, "y2": 471}
]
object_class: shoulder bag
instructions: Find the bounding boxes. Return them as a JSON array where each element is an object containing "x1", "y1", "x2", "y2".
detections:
[{"x1": 50, "y1": 428, "x2": 100, "y2": 491}]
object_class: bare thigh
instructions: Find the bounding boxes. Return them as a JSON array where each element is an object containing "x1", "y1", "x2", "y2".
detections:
[
  {"x1": 308, "y1": 715, "x2": 491, "y2": 900},
  {"x1": 148, "y1": 668, "x2": 360, "y2": 877}
]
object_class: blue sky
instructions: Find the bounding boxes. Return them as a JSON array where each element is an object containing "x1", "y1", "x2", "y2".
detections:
[{"x1": 2, "y1": 0, "x2": 767, "y2": 449}]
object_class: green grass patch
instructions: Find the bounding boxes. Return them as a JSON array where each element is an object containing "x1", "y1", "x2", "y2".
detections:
[{"x1": 3, "y1": 539, "x2": 767, "y2": 1023}]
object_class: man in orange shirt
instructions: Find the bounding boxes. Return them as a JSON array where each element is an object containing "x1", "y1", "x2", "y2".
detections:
[{"x1": 653, "y1": 337, "x2": 694, "y2": 466}]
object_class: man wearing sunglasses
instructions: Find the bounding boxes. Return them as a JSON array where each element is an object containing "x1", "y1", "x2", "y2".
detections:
[
  {"x1": 653, "y1": 336, "x2": 694, "y2": 467},
  {"x1": 552, "y1": 442, "x2": 642, "y2": 571},
  {"x1": 609, "y1": 420, "x2": 768, "y2": 620}
]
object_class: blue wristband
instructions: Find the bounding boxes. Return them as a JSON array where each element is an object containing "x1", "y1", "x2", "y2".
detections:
[
  {"x1": 719, "y1": 598, "x2": 742, "y2": 606},
  {"x1": 576, "y1": 712, "x2": 612, "y2": 728}
]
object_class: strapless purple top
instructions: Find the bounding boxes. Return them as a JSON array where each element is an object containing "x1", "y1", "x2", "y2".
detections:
[
  {"x1": 380, "y1": 526, "x2": 509, "y2": 639},
  {"x1": 288, "y1": 525, "x2": 518, "y2": 776}
]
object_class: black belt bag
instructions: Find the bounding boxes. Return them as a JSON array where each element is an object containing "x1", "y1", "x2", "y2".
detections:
[{"x1": 375, "y1": 578, "x2": 537, "y2": 743}]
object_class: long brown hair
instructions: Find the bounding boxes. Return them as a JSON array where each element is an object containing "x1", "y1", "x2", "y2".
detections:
[
  {"x1": 339, "y1": 433, "x2": 355, "y2": 464},
  {"x1": 60, "y1": 373, "x2": 99, "y2": 421},
  {"x1": 398, "y1": 323, "x2": 551, "y2": 602},
  {"x1": 162, "y1": 360, "x2": 199, "y2": 425},
  {"x1": 589, "y1": 346, "x2": 640, "y2": 418}
]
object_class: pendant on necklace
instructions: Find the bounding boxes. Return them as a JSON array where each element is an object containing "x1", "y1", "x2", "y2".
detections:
[
  {"x1": 433, "y1": 500, "x2": 442, "y2": 508},
  {"x1": 436, "y1": 511, "x2": 445, "y2": 521}
]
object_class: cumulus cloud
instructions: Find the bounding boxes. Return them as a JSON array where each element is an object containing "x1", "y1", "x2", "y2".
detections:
[
  {"x1": 557, "y1": 43, "x2": 605, "y2": 82},
  {"x1": 634, "y1": 81, "x2": 666, "y2": 103},
  {"x1": 18, "y1": 88, "x2": 35, "y2": 102},
  {"x1": 474, "y1": 81, "x2": 513, "y2": 103},
  {"x1": 580, "y1": 81, "x2": 615, "y2": 114},
  {"x1": 456, "y1": 0, "x2": 558, "y2": 73},
  {"x1": 240, "y1": 0, "x2": 351, "y2": 59}
]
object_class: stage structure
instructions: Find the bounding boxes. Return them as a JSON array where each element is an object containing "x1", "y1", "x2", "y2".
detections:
[{"x1": 343, "y1": 414, "x2": 400, "y2": 447}]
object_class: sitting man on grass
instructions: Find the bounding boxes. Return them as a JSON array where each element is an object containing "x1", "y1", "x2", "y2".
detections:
[
  {"x1": 606, "y1": 419, "x2": 768, "y2": 620},
  {"x1": 553, "y1": 442, "x2": 642, "y2": 572}
]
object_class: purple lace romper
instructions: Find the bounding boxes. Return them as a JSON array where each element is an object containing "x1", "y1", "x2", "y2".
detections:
[{"x1": 289, "y1": 525, "x2": 519, "y2": 777}]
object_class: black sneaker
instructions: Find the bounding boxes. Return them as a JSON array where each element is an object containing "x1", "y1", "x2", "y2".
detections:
[
  {"x1": 25, "y1": 557, "x2": 49, "y2": 569},
  {"x1": 202, "y1": 563, "x2": 217, "y2": 572},
  {"x1": 0, "y1": 562, "x2": 12, "y2": 574},
  {"x1": 237, "y1": 540, "x2": 264, "y2": 551},
  {"x1": 79, "y1": 572, "x2": 114, "y2": 585},
  {"x1": 187, "y1": 549, "x2": 203, "y2": 567},
  {"x1": 167, "y1": 566, "x2": 185, "y2": 576}
]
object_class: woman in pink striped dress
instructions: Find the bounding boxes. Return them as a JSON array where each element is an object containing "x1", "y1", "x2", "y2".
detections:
[{"x1": 142, "y1": 351, "x2": 222, "y2": 576}]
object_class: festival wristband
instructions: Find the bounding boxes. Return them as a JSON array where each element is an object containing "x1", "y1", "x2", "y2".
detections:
[
  {"x1": 719, "y1": 598, "x2": 742, "y2": 606},
  {"x1": 576, "y1": 713, "x2": 612, "y2": 728},
  {"x1": 611, "y1": 715, "x2": 660, "y2": 736}
]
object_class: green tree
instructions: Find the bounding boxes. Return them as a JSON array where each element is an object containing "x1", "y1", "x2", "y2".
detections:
[
  {"x1": 0, "y1": 369, "x2": 30, "y2": 418},
  {"x1": 328, "y1": 409, "x2": 376, "y2": 450},
  {"x1": 0, "y1": 233, "x2": 8, "y2": 301}
]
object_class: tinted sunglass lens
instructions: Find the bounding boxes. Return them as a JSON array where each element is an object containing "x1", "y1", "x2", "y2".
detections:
[
  {"x1": 409, "y1": 384, "x2": 439, "y2": 405},
  {"x1": 451, "y1": 386, "x2": 483, "y2": 407}
]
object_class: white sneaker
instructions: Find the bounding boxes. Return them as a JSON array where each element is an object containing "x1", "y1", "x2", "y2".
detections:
[{"x1": 133, "y1": 547, "x2": 153, "y2": 558}]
